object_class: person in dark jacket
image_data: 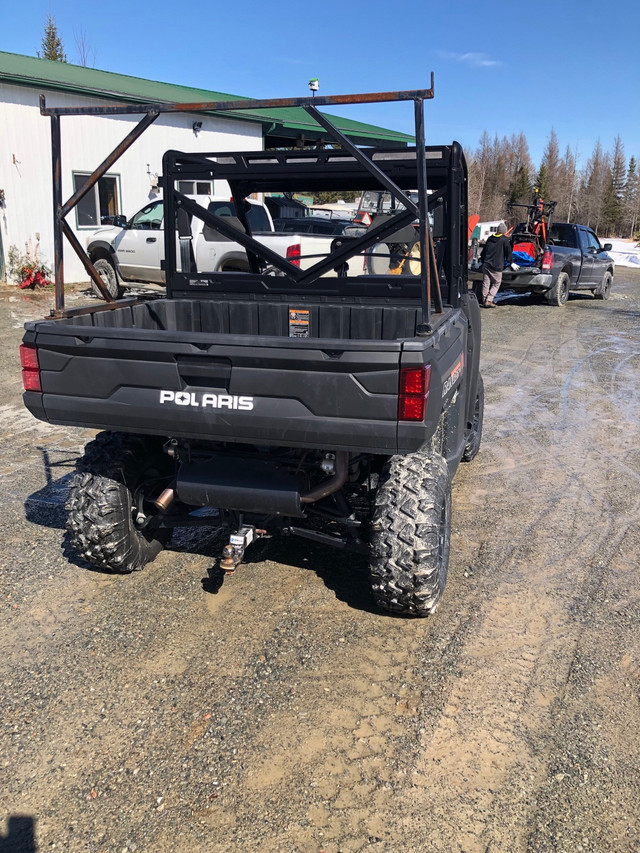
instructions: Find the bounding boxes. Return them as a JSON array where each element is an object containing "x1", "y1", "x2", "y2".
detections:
[{"x1": 480, "y1": 222, "x2": 514, "y2": 307}]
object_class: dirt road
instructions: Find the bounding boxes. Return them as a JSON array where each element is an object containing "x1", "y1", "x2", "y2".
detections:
[{"x1": 2, "y1": 273, "x2": 640, "y2": 853}]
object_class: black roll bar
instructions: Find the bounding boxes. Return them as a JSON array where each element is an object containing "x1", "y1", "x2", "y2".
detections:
[{"x1": 41, "y1": 76, "x2": 435, "y2": 318}]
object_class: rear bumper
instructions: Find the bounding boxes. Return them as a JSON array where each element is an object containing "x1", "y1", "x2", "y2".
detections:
[{"x1": 468, "y1": 267, "x2": 552, "y2": 291}]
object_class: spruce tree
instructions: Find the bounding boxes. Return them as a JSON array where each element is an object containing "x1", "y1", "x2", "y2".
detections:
[
  {"x1": 622, "y1": 157, "x2": 639, "y2": 238},
  {"x1": 540, "y1": 130, "x2": 560, "y2": 200},
  {"x1": 609, "y1": 137, "x2": 626, "y2": 235},
  {"x1": 509, "y1": 166, "x2": 530, "y2": 206},
  {"x1": 534, "y1": 163, "x2": 550, "y2": 201},
  {"x1": 39, "y1": 15, "x2": 66, "y2": 62}
]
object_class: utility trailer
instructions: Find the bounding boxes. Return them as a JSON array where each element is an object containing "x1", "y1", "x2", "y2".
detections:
[{"x1": 21, "y1": 82, "x2": 483, "y2": 616}]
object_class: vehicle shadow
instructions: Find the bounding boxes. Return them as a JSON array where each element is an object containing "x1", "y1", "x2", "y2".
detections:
[
  {"x1": 239, "y1": 535, "x2": 397, "y2": 617},
  {"x1": 23, "y1": 451, "x2": 402, "y2": 616},
  {"x1": 24, "y1": 447, "x2": 78, "y2": 531},
  {"x1": 0, "y1": 815, "x2": 37, "y2": 853},
  {"x1": 496, "y1": 289, "x2": 601, "y2": 307}
]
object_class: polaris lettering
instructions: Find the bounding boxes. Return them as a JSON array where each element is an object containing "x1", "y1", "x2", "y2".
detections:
[
  {"x1": 442, "y1": 354, "x2": 464, "y2": 397},
  {"x1": 159, "y1": 390, "x2": 254, "y2": 410}
]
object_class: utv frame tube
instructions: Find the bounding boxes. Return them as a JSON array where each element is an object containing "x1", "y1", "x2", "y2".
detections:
[{"x1": 39, "y1": 78, "x2": 435, "y2": 316}]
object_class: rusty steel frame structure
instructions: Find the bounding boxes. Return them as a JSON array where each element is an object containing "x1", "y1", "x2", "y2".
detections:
[{"x1": 40, "y1": 76, "x2": 435, "y2": 320}]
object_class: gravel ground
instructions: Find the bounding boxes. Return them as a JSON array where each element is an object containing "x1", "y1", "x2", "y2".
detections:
[{"x1": 1, "y1": 272, "x2": 640, "y2": 853}]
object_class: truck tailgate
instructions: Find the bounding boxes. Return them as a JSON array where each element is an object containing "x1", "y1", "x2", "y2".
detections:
[{"x1": 24, "y1": 321, "x2": 411, "y2": 454}]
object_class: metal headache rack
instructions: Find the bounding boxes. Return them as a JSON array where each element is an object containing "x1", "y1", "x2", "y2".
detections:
[{"x1": 40, "y1": 75, "x2": 468, "y2": 330}]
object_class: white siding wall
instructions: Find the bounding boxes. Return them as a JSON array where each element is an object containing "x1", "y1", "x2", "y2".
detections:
[{"x1": 0, "y1": 83, "x2": 263, "y2": 282}]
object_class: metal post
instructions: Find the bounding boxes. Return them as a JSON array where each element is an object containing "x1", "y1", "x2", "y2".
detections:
[
  {"x1": 61, "y1": 221, "x2": 114, "y2": 302},
  {"x1": 51, "y1": 114, "x2": 64, "y2": 315},
  {"x1": 414, "y1": 98, "x2": 431, "y2": 332}
]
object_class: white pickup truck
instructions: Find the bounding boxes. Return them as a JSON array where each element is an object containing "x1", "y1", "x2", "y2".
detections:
[{"x1": 87, "y1": 196, "x2": 362, "y2": 299}]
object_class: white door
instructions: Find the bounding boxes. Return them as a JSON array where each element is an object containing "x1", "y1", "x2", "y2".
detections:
[{"x1": 115, "y1": 201, "x2": 165, "y2": 283}]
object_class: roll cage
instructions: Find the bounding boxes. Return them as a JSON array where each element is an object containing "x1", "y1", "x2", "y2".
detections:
[{"x1": 40, "y1": 77, "x2": 469, "y2": 331}]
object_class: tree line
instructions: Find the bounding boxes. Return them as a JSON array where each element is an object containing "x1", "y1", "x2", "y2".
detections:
[{"x1": 467, "y1": 130, "x2": 639, "y2": 239}]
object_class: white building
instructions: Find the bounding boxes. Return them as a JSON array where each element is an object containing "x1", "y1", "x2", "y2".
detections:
[{"x1": 0, "y1": 51, "x2": 411, "y2": 283}]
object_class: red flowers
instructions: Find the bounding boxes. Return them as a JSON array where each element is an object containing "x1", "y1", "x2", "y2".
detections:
[
  {"x1": 18, "y1": 262, "x2": 51, "y2": 289},
  {"x1": 8, "y1": 242, "x2": 52, "y2": 289}
]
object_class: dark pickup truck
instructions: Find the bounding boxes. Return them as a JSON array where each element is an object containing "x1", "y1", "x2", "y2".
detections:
[
  {"x1": 470, "y1": 221, "x2": 614, "y2": 306},
  {"x1": 21, "y1": 86, "x2": 483, "y2": 617}
]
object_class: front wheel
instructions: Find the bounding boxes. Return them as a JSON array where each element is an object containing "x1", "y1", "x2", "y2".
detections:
[
  {"x1": 369, "y1": 452, "x2": 451, "y2": 617},
  {"x1": 92, "y1": 257, "x2": 123, "y2": 300},
  {"x1": 66, "y1": 432, "x2": 172, "y2": 573},
  {"x1": 595, "y1": 270, "x2": 612, "y2": 300},
  {"x1": 546, "y1": 271, "x2": 570, "y2": 306}
]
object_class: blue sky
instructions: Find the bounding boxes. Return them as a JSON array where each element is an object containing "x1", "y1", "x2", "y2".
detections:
[{"x1": 2, "y1": 0, "x2": 639, "y2": 169}]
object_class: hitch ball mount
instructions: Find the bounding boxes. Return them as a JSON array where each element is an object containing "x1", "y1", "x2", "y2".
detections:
[{"x1": 219, "y1": 525, "x2": 266, "y2": 574}]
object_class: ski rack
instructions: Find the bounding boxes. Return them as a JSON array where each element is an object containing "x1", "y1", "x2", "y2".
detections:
[{"x1": 40, "y1": 77, "x2": 442, "y2": 326}]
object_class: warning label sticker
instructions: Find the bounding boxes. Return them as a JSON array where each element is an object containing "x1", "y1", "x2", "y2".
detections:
[{"x1": 289, "y1": 308, "x2": 310, "y2": 338}]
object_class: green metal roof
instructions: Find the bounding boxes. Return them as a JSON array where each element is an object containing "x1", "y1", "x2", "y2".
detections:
[{"x1": 0, "y1": 51, "x2": 413, "y2": 146}]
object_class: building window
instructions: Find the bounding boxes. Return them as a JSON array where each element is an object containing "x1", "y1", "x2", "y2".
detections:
[
  {"x1": 177, "y1": 180, "x2": 213, "y2": 196},
  {"x1": 73, "y1": 173, "x2": 120, "y2": 227}
]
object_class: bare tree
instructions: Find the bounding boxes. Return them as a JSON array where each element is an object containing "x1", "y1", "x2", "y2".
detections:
[
  {"x1": 74, "y1": 28, "x2": 96, "y2": 67},
  {"x1": 468, "y1": 132, "x2": 492, "y2": 217},
  {"x1": 557, "y1": 145, "x2": 578, "y2": 222},
  {"x1": 578, "y1": 142, "x2": 611, "y2": 231}
]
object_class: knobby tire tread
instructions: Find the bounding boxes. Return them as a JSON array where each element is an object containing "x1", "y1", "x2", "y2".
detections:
[
  {"x1": 66, "y1": 431, "x2": 169, "y2": 573},
  {"x1": 369, "y1": 452, "x2": 451, "y2": 617}
]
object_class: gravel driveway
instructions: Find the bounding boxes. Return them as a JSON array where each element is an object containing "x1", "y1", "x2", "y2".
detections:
[{"x1": 1, "y1": 273, "x2": 639, "y2": 853}]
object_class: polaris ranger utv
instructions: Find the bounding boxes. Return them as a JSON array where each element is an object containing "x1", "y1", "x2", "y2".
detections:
[{"x1": 21, "y1": 84, "x2": 483, "y2": 616}]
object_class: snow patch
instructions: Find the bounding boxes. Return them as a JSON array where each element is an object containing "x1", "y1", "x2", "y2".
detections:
[{"x1": 606, "y1": 238, "x2": 640, "y2": 268}]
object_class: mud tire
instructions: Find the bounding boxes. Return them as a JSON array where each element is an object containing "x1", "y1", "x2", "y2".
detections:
[
  {"x1": 462, "y1": 374, "x2": 484, "y2": 462},
  {"x1": 92, "y1": 258, "x2": 122, "y2": 300},
  {"x1": 595, "y1": 270, "x2": 612, "y2": 300},
  {"x1": 546, "y1": 271, "x2": 570, "y2": 306},
  {"x1": 369, "y1": 452, "x2": 451, "y2": 617},
  {"x1": 66, "y1": 432, "x2": 171, "y2": 573}
]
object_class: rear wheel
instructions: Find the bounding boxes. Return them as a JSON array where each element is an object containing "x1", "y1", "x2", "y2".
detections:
[
  {"x1": 595, "y1": 270, "x2": 612, "y2": 300},
  {"x1": 546, "y1": 271, "x2": 570, "y2": 306},
  {"x1": 92, "y1": 257, "x2": 122, "y2": 300},
  {"x1": 369, "y1": 452, "x2": 451, "y2": 617},
  {"x1": 66, "y1": 432, "x2": 172, "y2": 573},
  {"x1": 462, "y1": 374, "x2": 484, "y2": 462}
]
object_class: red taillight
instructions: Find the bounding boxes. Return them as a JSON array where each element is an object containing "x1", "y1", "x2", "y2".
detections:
[
  {"x1": 20, "y1": 344, "x2": 42, "y2": 392},
  {"x1": 541, "y1": 249, "x2": 553, "y2": 270},
  {"x1": 20, "y1": 345, "x2": 39, "y2": 370},
  {"x1": 398, "y1": 366, "x2": 431, "y2": 422},
  {"x1": 286, "y1": 243, "x2": 301, "y2": 267}
]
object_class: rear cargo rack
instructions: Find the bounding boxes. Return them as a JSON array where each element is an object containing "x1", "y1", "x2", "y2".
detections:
[{"x1": 40, "y1": 76, "x2": 467, "y2": 331}]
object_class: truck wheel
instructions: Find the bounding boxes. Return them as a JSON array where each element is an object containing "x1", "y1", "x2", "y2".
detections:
[
  {"x1": 595, "y1": 270, "x2": 612, "y2": 300},
  {"x1": 462, "y1": 374, "x2": 484, "y2": 463},
  {"x1": 369, "y1": 452, "x2": 451, "y2": 617},
  {"x1": 66, "y1": 432, "x2": 172, "y2": 573},
  {"x1": 546, "y1": 271, "x2": 570, "y2": 306},
  {"x1": 92, "y1": 258, "x2": 122, "y2": 300}
]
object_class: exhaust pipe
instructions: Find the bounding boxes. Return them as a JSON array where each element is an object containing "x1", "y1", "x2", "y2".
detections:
[
  {"x1": 154, "y1": 487, "x2": 175, "y2": 512},
  {"x1": 300, "y1": 451, "x2": 349, "y2": 504}
]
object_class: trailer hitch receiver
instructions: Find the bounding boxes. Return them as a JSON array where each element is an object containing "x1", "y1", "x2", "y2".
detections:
[{"x1": 219, "y1": 525, "x2": 261, "y2": 574}]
